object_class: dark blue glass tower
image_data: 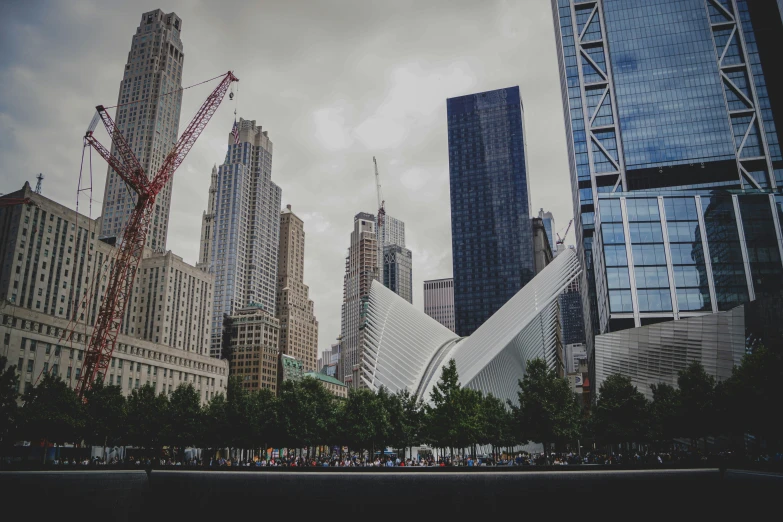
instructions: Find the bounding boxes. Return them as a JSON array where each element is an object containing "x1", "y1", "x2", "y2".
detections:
[
  {"x1": 552, "y1": 0, "x2": 783, "y2": 368},
  {"x1": 447, "y1": 87, "x2": 535, "y2": 337}
]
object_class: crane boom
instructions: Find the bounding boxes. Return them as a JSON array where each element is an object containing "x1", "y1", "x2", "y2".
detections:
[
  {"x1": 76, "y1": 71, "x2": 239, "y2": 397},
  {"x1": 556, "y1": 219, "x2": 573, "y2": 246},
  {"x1": 373, "y1": 156, "x2": 385, "y2": 228}
]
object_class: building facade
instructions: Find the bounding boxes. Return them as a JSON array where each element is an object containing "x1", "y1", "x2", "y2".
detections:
[
  {"x1": 200, "y1": 118, "x2": 281, "y2": 358},
  {"x1": 0, "y1": 184, "x2": 227, "y2": 403},
  {"x1": 382, "y1": 244, "x2": 413, "y2": 304},
  {"x1": 423, "y1": 278, "x2": 455, "y2": 333},
  {"x1": 559, "y1": 280, "x2": 587, "y2": 346},
  {"x1": 447, "y1": 86, "x2": 536, "y2": 336},
  {"x1": 275, "y1": 205, "x2": 318, "y2": 372},
  {"x1": 278, "y1": 353, "x2": 304, "y2": 387},
  {"x1": 532, "y1": 217, "x2": 554, "y2": 274},
  {"x1": 538, "y1": 208, "x2": 556, "y2": 252},
  {"x1": 303, "y1": 371, "x2": 348, "y2": 399},
  {"x1": 551, "y1": 0, "x2": 783, "y2": 370},
  {"x1": 594, "y1": 306, "x2": 746, "y2": 401},
  {"x1": 339, "y1": 213, "x2": 379, "y2": 386},
  {"x1": 224, "y1": 305, "x2": 280, "y2": 393},
  {"x1": 100, "y1": 9, "x2": 185, "y2": 251},
  {"x1": 593, "y1": 190, "x2": 783, "y2": 332}
]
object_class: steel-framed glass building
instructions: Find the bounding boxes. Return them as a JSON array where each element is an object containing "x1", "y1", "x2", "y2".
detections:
[
  {"x1": 551, "y1": 0, "x2": 783, "y2": 374},
  {"x1": 447, "y1": 86, "x2": 535, "y2": 337}
]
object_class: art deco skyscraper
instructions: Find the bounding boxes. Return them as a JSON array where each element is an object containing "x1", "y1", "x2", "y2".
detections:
[
  {"x1": 275, "y1": 205, "x2": 319, "y2": 373},
  {"x1": 340, "y1": 212, "x2": 379, "y2": 386},
  {"x1": 199, "y1": 118, "x2": 281, "y2": 358},
  {"x1": 100, "y1": 9, "x2": 185, "y2": 251},
  {"x1": 447, "y1": 86, "x2": 536, "y2": 337}
]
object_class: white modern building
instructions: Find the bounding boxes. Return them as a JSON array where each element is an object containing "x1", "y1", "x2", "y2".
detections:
[
  {"x1": 100, "y1": 9, "x2": 185, "y2": 252},
  {"x1": 360, "y1": 249, "x2": 581, "y2": 405},
  {"x1": 200, "y1": 118, "x2": 281, "y2": 358},
  {"x1": 423, "y1": 278, "x2": 455, "y2": 333}
]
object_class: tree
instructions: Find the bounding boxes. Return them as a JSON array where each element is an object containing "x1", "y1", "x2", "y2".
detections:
[
  {"x1": 592, "y1": 374, "x2": 650, "y2": 448},
  {"x1": 481, "y1": 393, "x2": 511, "y2": 458},
  {"x1": 278, "y1": 377, "x2": 336, "y2": 457},
  {"x1": 0, "y1": 356, "x2": 20, "y2": 452},
  {"x1": 249, "y1": 387, "x2": 279, "y2": 457},
  {"x1": 395, "y1": 389, "x2": 425, "y2": 458},
  {"x1": 511, "y1": 358, "x2": 581, "y2": 458},
  {"x1": 649, "y1": 382, "x2": 680, "y2": 447},
  {"x1": 19, "y1": 373, "x2": 85, "y2": 462},
  {"x1": 201, "y1": 393, "x2": 229, "y2": 459},
  {"x1": 125, "y1": 384, "x2": 168, "y2": 453},
  {"x1": 166, "y1": 383, "x2": 202, "y2": 460},
  {"x1": 83, "y1": 377, "x2": 126, "y2": 455},
  {"x1": 338, "y1": 387, "x2": 386, "y2": 456},
  {"x1": 426, "y1": 359, "x2": 462, "y2": 453},
  {"x1": 455, "y1": 387, "x2": 484, "y2": 455},
  {"x1": 677, "y1": 361, "x2": 716, "y2": 450},
  {"x1": 224, "y1": 377, "x2": 253, "y2": 453},
  {"x1": 723, "y1": 346, "x2": 783, "y2": 452}
]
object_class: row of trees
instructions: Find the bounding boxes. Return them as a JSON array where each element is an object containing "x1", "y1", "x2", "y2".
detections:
[{"x1": 1, "y1": 345, "x2": 781, "y2": 460}]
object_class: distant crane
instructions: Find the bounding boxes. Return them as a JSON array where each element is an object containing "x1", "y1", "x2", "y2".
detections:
[
  {"x1": 76, "y1": 70, "x2": 238, "y2": 397},
  {"x1": 34, "y1": 174, "x2": 44, "y2": 195},
  {"x1": 373, "y1": 156, "x2": 385, "y2": 229},
  {"x1": 556, "y1": 219, "x2": 573, "y2": 246}
]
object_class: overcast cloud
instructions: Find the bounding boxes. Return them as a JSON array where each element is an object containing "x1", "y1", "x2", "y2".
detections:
[{"x1": 0, "y1": 0, "x2": 574, "y2": 356}]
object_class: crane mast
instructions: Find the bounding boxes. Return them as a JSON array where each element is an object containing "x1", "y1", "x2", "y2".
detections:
[
  {"x1": 373, "y1": 156, "x2": 385, "y2": 229},
  {"x1": 76, "y1": 71, "x2": 238, "y2": 397}
]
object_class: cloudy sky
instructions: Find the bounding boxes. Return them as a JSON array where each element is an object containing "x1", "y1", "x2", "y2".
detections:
[{"x1": 0, "y1": 0, "x2": 573, "y2": 356}]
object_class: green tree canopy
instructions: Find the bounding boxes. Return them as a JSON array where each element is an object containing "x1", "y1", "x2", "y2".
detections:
[
  {"x1": 649, "y1": 382, "x2": 680, "y2": 445},
  {"x1": 511, "y1": 358, "x2": 580, "y2": 456},
  {"x1": 723, "y1": 346, "x2": 783, "y2": 451},
  {"x1": 125, "y1": 384, "x2": 168, "y2": 451},
  {"x1": 0, "y1": 356, "x2": 20, "y2": 450},
  {"x1": 20, "y1": 373, "x2": 85, "y2": 454},
  {"x1": 166, "y1": 383, "x2": 203, "y2": 453},
  {"x1": 83, "y1": 377, "x2": 126, "y2": 448},
  {"x1": 338, "y1": 387, "x2": 387, "y2": 453},
  {"x1": 426, "y1": 359, "x2": 462, "y2": 450},
  {"x1": 677, "y1": 361, "x2": 717, "y2": 448},
  {"x1": 592, "y1": 374, "x2": 650, "y2": 446}
]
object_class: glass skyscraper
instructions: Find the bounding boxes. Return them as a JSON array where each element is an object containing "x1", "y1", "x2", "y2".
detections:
[
  {"x1": 551, "y1": 0, "x2": 783, "y2": 367},
  {"x1": 447, "y1": 86, "x2": 535, "y2": 336}
]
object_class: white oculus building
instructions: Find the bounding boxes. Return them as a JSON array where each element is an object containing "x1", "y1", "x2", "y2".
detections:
[{"x1": 360, "y1": 249, "x2": 581, "y2": 405}]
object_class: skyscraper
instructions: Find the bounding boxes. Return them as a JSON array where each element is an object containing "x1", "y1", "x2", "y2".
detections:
[
  {"x1": 538, "y1": 208, "x2": 556, "y2": 253},
  {"x1": 199, "y1": 118, "x2": 281, "y2": 358},
  {"x1": 100, "y1": 10, "x2": 184, "y2": 251},
  {"x1": 423, "y1": 278, "x2": 456, "y2": 332},
  {"x1": 275, "y1": 204, "x2": 319, "y2": 373},
  {"x1": 447, "y1": 86, "x2": 536, "y2": 336},
  {"x1": 340, "y1": 212, "x2": 379, "y2": 386},
  {"x1": 377, "y1": 214, "x2": 413, "y2": 304},
  {"x1": 383, "y1": 244, "x2": 413, "y2": 303},
  {"x1": 551, "y1": 0, "x2": 783, "y2": 369}
]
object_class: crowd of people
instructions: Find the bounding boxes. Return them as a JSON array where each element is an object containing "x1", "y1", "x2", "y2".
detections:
[{"x1": 6, "y1": 449, "x2": 782, "y2": 469}]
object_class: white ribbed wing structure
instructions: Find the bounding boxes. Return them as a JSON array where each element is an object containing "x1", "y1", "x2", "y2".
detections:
[
  {"x1": 362, "y1": 249, "x2": 581, "y2": 406},
  {"x1": 361, "y1": 282, "x2": 461, "y2": 392}
]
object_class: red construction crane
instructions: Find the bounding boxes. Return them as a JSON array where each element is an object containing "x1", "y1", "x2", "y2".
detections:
[
  {"x1": 76, "y1": 71, "x2": 238, "y2": 397},
  {"x1": 0, "y1": 197, "x2": 36, "y2": 208},
  {"x1": 556, "y1": 219, "x2": 573, "y2": 246}
]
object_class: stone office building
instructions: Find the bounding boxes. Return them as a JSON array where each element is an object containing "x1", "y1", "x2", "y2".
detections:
[{"x1": 0, "y1": 183, "x2": 227, "y2": 403}]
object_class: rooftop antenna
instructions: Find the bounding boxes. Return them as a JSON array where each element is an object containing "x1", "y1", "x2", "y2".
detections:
[{"x1": 34, "y1": 173, "x2": 44, "y2": 195}]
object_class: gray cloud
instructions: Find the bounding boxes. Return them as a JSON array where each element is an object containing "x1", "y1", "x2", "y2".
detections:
[{"x1": 0, "y1": 0, "x2": 574, "y2": 356}]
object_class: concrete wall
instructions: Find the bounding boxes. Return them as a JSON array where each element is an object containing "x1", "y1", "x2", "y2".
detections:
[{"x1": 1, "y1": 468, "x2": 780, "y2": 519}]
